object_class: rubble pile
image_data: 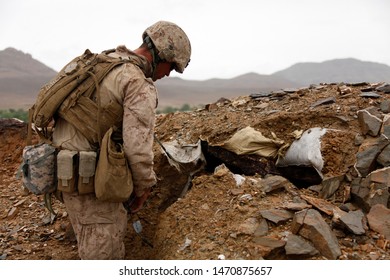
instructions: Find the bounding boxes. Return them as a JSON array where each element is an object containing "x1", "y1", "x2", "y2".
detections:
[
  {"x1": 0, "y1": 82, "x2": 389, "y2": 260},
  {"x1": 151, "y1": 82, "x2": 390, "y2": 260}
]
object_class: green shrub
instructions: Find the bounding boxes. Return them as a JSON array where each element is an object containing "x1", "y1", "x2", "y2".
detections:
[{"x1": 0, "y1": 109, "x2": 28, "y2": 122}]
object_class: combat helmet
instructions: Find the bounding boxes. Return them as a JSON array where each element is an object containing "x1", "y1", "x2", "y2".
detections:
[{"x1": 143, "y1": 21, "x2": 191, "y2": 73}]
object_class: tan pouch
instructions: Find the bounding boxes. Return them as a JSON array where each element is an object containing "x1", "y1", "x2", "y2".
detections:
[
  {"x1": 78, "y1": 151, "x2": 96, "y2": 194},
  {"x1": 95, "y1": 127, "x2": 133, "y2": 202},
  {"x1": 57, "y1": 150, "x2": 78, "y2": 193}
]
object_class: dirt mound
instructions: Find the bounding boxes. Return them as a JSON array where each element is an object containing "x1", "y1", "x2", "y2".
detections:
[{"x1": 1, "y1": 82, "x2": 389, "y2": 260}]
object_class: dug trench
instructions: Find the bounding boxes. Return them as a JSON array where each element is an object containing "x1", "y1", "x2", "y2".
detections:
[{"x1": 1, "y1": 82, "x2": 390, "y2": 260}]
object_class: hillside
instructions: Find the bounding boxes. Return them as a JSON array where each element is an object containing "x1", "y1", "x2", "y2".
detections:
[
  {"x1": 1, "y1": 81, "x2": 389, "y2": 260},
  {"x1": 0, "y1": 48, "x2": 56, "y2": 109},
  {"x1": 273, "y1": 58, "x2": 390, "y2": 85},
  {"x1": 155, "y1": 73, "x2": 301, "y2": 107}
]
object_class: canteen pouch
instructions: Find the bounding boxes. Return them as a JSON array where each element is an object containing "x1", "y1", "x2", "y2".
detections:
[
  {"x1": 78, "y1": 151, "x2": 96, "y2": 194},
  {"x1": 57, "y1": 150, "x2": 78, "y2": 193},
  {"x1": 95, "y1": 127, "x2": 133, "y2": 202},
  {"x1": 20, "y1": 143, "x2": 57, "y2": 195}
]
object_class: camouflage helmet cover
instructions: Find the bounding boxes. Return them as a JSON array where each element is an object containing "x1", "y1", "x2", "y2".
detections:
[{"x1": 143, "y1": 21, "x2": 191, "y2": 73}]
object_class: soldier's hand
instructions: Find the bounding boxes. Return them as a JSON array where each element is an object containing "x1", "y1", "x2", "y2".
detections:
[{"x1": 129, "y1": 187, "x2": 152, "y2": 213}]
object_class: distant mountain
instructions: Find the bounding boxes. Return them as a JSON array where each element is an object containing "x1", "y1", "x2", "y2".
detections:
[
  {"x1": 1, "y1": 47, "x2": 389, "y2": 110},
  {"x1": 273, "y1": 58, "x2": 390, "y2": 85},
  {"x1": 0, "y1": 48, "x2": 56, "y2": 109},
  {"x1": 155, "y1": 72, "x2": 301, "y2": 107}
]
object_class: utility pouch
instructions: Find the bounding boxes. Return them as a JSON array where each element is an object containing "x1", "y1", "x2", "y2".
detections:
[
  {"x1": 78, "y1": 151, "x2": 97, "y2": 194},
  {"x1": 57, "y1": 150, "x2": 78, "y2": 193},
  {"x1": 20, "y1": 143, "x2": 57, "y2": 195},
  {"x1": 95, "y1": 127, "x2": 133, "y2": 202}
]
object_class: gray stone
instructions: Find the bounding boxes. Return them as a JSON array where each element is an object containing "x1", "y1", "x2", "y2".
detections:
[
  {"x1": 381, "y1": 115, "x2": 390, "y2": 138},
  {"x1": 254, "y1": 218, "x2": 269, "y2": 237},
  {"x1": 359, "y1": 92, "x2": 382, "y2": 98},
  {"x1": 355, "y1": 145, "x2": 381, "y2": 177},
  {"x1": 354, "y1": 134, "x2": 365, "y2": 146},
  {"x1": 252, "y1": 236, "x2": 286, "y2": 259},
  {"x1": 259, "y1": 175, "x2": 290, "y2": 193},
  {"x1": 310, "y1": 97, "x2": 336, "y2": 108},
  {"x1": 339, "y1": 210, "x2": 366, "y2": 235},
  {"x1": 320, "y1": 175, "x2": 344, "y2": 199},
  {"x1": 367, "y1": 204, "x2": 390, "y2": 240},
  {"x1": 250, "y1": 92, "x2": 272, "y2": 99},
  {"x1": 283, "y1": 88, "x2": 298, "y2": 93},
  {"x1": 238, "y1": 217, "x2": 260, "y2": 235},
  {"x1": 357, "y1": 109, "x2": 382, "y2": 137},
  {"x1": 377, "y1": 145, "x2": 390, "y2": 167},
  {"x1": 291, "y1": 209, "x2": 341, "y2": 259},
  {"x1": 285, "y1": 234, "x2": 319, "y2": 257},
  {"x1": 351, "y1": 178, "x2": 389, "y2": 212},
  {"x1": 380, "y1": 100, "x2": 390, "y2": 113},
  {"x1": 376, "y1": 83, "x2": 390, "y2": 93},
  {"x1": 259, "y1": 209, "x2": 294, "y2": 224}
]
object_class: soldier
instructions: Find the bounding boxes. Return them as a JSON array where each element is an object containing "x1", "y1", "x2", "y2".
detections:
[{"x1": 52, "y1": 21, "x2": 191, "y2": 259}]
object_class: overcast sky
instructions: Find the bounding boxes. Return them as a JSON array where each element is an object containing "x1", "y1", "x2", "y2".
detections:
[{"x1": 1, "y1": 0, "x2": 389, "y2": 80}]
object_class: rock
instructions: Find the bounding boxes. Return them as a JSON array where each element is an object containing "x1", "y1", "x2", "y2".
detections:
[
  {"x1": 366, "y1": 204, "x2": 390, "y2": 240},
  {"x1": 359, "y1": 92, "x2": 382, "y2": 99},
  {"x1": 381, "y1": 115, "x2": 390, "y2": 137},
  {"x1": 300, "y1": 194, "x2": 336, "y2": 216},
  {"x1": 250, "y1": 92, "x2": 272, "y2": 99},
  {"x1": 259, "y1": 209, "x2": 294, "y2": 224},
  {"x1": 355, "y1": 137, "x2": 386, "y2": 177},
  {"x1": 357, "y1": 109, "x2": 382, "y2": 137},
  {"x1": 377, "y1": 145, "x2": 390, "y2": 167},
  {"x1": 351, "y1": 177, "x2": 389, "y2": 212},
  {"x1": 369, "y1": 167, "x2": 390, "y2": 186},
  {"x1": 285, "y1": 234, "x2": 319, "y2": 257},
  {"x1": 319, "y1": 175, "x2": 344, "y2": 199},
  {"x1": 253, "y1": 218, "x2": 269, "y2": 237},
  {"x1": 376, "y1": 83, "x2": 390, "y2": 93},
  {"x1": 339, "y1": 210, "x2": 366, "y2": 235},
  {"x1": 283, "y1": 202, "x2": 312, "y2": 211},
  {"x1": 380, "y1": 100, "x2": 390, "y2": 113},
  {"x1": 259, "y1": 175, "x2": 290, "y2": 193},
  {"x1": 238, "y1": 217, "x2": 260, "y2": 235},
  {"x1": 283, "y1": 88, "x2": 298, "y2": 93},
  {"x1": 310, "y1": 97, "x2": 336, "y2": 108},
  {"x1": 337, "y1": 85, "x2": 352, "y2": 95},
  {"x1": 251, "y1": 236, "x2": 286, "y2": 259},
  {"x1": 291, "y1": 209, "x2": 341, "y2": 259}
]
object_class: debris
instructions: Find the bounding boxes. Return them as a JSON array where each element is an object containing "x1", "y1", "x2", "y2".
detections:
[
  {"x1": 291, "y1": 209, "x2": 341, "y2": 260},
  {"x1": 221, "y1": 126, "x2": 285, "y2": 158},
  {"x1": 285, "y1": 234, "x2": 319, "y2": 257},
  {"x1": 178, "y1": 237, "x2": 192, "y2": 252},
  {"x1": 367, "y1": 204, "x2": 390, "y2": 240},
  {"x1": 238, "y1": 217, "x2": 259, "y2": 235},
  {"x1": 300, "y1": 194, "x2": 336, "y2": 216},
  {"x1": 259, "y1": 209, "x2": 294, "y2": 224},
  {"x1": 338, "y1": 210, "x2": 366, "y2": 235}
]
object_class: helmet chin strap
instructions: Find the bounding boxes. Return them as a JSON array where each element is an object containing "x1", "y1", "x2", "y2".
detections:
[{"x1": 144, "y1": 36, "x2": 162, "y2": 79}]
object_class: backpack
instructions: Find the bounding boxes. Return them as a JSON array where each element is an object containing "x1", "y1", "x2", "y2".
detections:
[
  {"x1": 22, "y1": 49, "x2": 141, "y2": 216},
  {"x1": 32, "y1": 48, "x2": 140, "y2": 144}
]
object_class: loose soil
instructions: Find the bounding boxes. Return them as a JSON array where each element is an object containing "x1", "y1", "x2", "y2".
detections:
[{"x1": 1, "y1": 83, "x2": 389, "y2": 260}]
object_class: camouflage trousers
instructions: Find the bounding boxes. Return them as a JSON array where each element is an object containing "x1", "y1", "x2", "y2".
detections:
[{"x1": 63, "y1": 192, "x2": 128, "y2": 259}]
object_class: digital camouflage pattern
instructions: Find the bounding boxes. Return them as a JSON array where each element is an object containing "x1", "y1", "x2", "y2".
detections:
[
  {"x1": 22, "y1": 143, "x2": 57, "y2": 195},
  {"x1": 143, "y1": 21, "x2": 191, "y2": 73}
]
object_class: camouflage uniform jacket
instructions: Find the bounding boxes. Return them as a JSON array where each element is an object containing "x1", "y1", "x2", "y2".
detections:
[{"x1": 53, "y1": 45, "x2": 158, "y2": 197}]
